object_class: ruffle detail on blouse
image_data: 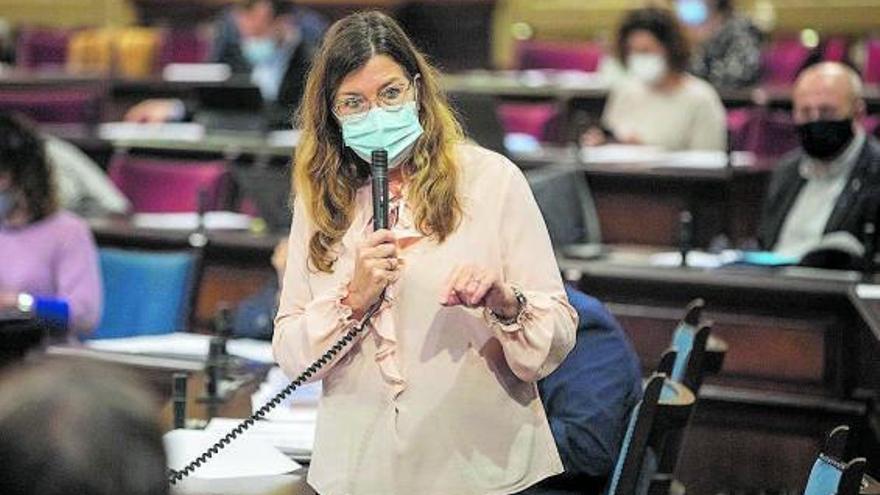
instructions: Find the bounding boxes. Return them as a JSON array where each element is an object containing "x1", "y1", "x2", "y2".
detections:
[{"x1": 370, "y1": 282, "x2": 407, "y2": 398}]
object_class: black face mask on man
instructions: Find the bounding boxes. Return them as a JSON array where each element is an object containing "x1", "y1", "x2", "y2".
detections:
[{"x1": 797, "y1": 119, "x2": 855, "y2": 161}]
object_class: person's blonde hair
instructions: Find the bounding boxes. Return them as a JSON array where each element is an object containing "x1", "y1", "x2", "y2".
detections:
[{"x1": 293, "y1": 11, "x2": 463, "y2": 272}]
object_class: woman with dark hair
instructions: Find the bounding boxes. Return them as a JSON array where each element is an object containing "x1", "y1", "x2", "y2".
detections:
[
  {"x1": 272, "y1": 11, "x2": 576, "y2": 495},
  {"x1": 0, "y1": 113, "x2": 101, "y2": 335},
  {"x1": 679, "y1": 0, "x2": 764, "y2": 88},
  {"x1": 584, "y1": 7, "x2": 727, "y2": 151}
]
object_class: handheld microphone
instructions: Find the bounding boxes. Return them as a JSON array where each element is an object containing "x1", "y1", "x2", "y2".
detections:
[{"x1": 372, "y1": 149, "x2": 389, "y2": 231}]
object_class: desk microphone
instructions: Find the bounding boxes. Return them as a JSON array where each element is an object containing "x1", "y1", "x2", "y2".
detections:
[
  {"x1": 372, "y1": 149, "x2": 389, "y2": 231},
  {"x1": 679, "y1": 210, "x2": 693, "y2": 267}
]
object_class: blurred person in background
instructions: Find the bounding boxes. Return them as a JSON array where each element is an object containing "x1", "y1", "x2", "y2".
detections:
[
  {"x1": 0, "y1": 361, "x2": 168, "y2": 495},
  {"x1": 0, "y1": 113, "x2": 101, "y2": 336},
  {"x1": 583, "y1": 7, "x2": 727, "y2": 151},
  {"x1": 232, "y1": 237, "x2": 288, "y2": 339},
  {"x1": 126, "y1": 0, "x2": 324, "y2": 123},
  {"x1": 679, "y1": 0, "x2": 764, "y2": 89},
  {"x1": 759, "y1": 62, "x2": 880, "y2": 258}
]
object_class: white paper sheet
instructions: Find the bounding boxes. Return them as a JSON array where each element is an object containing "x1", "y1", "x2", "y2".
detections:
[
  {"x1": 97, "y1": 122, "x2": 206, "y2": 142},
  {"x1": 164, "y1": 429, "x2": 299, "y2": 479},
  {"x1": 86, "y1": 333, "x2": 275, "y2": 364},
  {"x1": 205, "y1": 417, "x2": 316, "y2": 458},
  {"x1": 130, "y1": 211, "x2": 253, "y2": 231},
  {"x1": 162, "y1": 63, "x2": 232, "y2": 82}
]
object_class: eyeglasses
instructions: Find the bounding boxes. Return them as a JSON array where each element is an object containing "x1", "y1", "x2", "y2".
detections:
[{"x1": 332, "y1": 76, "x2": 419, "y2": 123}]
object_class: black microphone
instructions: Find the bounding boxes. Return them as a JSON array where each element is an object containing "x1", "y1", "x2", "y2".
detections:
[{"x1": 371, "y1": 149, "x2": 389, "y2": 231}]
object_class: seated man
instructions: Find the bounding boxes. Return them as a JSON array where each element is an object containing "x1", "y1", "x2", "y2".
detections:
[
  {"x1": 759, "y1": 62, "x2": 880, "y2": 258},
  {"x1": 520, "y1": 285, "x2": 643, "y2": 494},
  {"x1": 126, "y1": 0, "x2": 322, "y2": 124},
  {"x1": 0, "y1": 361, "x2": 167, "y2": 495}
]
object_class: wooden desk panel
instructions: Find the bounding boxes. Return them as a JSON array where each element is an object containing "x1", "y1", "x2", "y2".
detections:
[{"x1": 563, "y1": 253, "x2": 877, "y2": 493}]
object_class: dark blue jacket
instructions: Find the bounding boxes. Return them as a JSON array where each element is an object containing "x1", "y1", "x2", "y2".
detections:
[{"x1": 523, "y1": 286, "x2": 642, "y2": 494}]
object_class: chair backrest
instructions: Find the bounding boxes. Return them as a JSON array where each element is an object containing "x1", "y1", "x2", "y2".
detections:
[
  {"x1": 606, "y1": 374, "x2": 666, "y2": 495},
  {"x1": 447, "y1": 92, "x2": 507, "y2": 155},
  {"x1": 497, "y1": 102, "x2": 560, "y2": 141},
  {"x1": 865, "y1": 39, "x2": 880, "y2": 84},
  {"x1": 92, "y1": 248, "x2": 200, "y2": 339},
  {"x1": 729, "y1": 108, "x2": 800, "y2": 158},
  {"x1": 800, "y1": 425, "x2": 869, "y2": 495},
  {"x1": 761, "y1": 37, "x2": 813, "y2": 85},
  {"x1": 16, "y1": 27, "x2": 73, "y2": 69},
  {"x1": 516, "y1": 40, "x2": 604, "y2": 72},
  {"x1": 524, "y1": 165, "x2": 602, "y2": 247},
  {"x1": 109, "y1": 154, "x2": 230, "y2": 213},
  {"x1": 803, "y1": 455, "x2": 867, "y2": 495},
  {"x1": 668, "y1": 299, "x2": 717, "y2": 393},
  {"x1": 157, "y1": 28, "x2": 212, "y2": 66},
  {"x1": 0, "y1": 89, "x2": 102, "y2": 124}
]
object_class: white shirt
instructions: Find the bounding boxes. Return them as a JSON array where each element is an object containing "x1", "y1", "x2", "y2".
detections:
[
  {"x1": 774, "y1": 130, "x2": 866, "y2": 257},
  {"x1": 602, "y1": 74, "x2": 728, "y2": 151}
]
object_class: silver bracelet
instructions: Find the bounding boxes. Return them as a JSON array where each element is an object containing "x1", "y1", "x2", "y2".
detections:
[{"x1": 491, "y1": 285, "x2": 526, "y2": 325}]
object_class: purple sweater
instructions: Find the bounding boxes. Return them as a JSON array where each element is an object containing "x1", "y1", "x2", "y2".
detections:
[{"x1": 1, "y1": 211, "x2": 102, "y2": 334}]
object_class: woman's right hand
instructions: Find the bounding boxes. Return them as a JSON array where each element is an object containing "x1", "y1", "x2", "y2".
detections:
[{"x1": 343, "y1": 229, "x2": 400, "y2": 319}]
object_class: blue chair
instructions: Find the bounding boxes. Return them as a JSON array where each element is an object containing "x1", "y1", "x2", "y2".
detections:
[
  {"x1": 651, "y1": 300, "x2": 724, "y2": 495},
  {"x1": 606, "y1": 374, "x2": 695, "y2": 495},
  {"x1": 91, "y1": 248, "x2": 201, "y2": 339},
  {"x1": 803, "y1": 426, "x2": 869, "y2": 495}
]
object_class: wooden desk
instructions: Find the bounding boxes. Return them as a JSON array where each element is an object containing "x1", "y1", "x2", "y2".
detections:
[
  {"x1": 89, "y1": 217, "x2": 284, "y2": 325},
  {"x1": 516, "y1": 149, "x2": 772, "y2": 247},
  {"x1": 560, "y1": 249, "x2": 880, "y2": 493}
]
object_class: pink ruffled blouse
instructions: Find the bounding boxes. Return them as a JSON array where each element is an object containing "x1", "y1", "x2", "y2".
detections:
[{"x1": 273, "y1": 144, "x2": 577, "y2": 495}]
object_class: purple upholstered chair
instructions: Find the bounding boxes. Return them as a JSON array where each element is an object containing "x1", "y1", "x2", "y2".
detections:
[
  {"x1": 821, "y1": 37, "x2": 849, "y2": 63},
  {"x1": 865, "y1": 39, "x2": 880, "y2": 84},
  {"x1": 0, "y1": 89, "x2": 101, "y2": 124},
  {"x1": 728, "y1": 108, "x2": 800, "y2": 158},
  {"x1": 16, "y1": 27, "x2": 74, "y2": 69},
  {"x1": 157, "y1": 28, "x2": 212, "y2": 66},
  {"x1": 761, "y1": 38, "x2": 813, "y2": 85},
  {"x1": 496, "y1": 102, "x2": 560, "y2": 141},
  {"x1": 516, "y1": 40, "x2": 604, "y2": 72},
  {"x1": 109, "y1": 155, "x2": 231, "y2": 213}
]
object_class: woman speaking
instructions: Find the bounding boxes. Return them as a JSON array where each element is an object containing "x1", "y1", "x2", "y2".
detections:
[{"x1": 273, "y1": 11, "x2": 576, "y2": 495}]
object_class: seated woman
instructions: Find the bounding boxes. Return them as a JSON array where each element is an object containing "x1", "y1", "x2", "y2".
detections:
[
  {"x1": 0, "y1": 114, "x2": 102, "y2": 336},
  {"x1": 584, "y1": 7, "x2": 727, "y2": 151}
]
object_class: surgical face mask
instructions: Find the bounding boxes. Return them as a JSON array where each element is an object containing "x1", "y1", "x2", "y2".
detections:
[
  {"x1": 628, "y1": 53, "x2": 668, "y2": 85},
  {"x1": 340, "y1": 101, "x2": 424, "y2": 168},
  {"x1": 677, "y1": 0, "x2": 709, "y2": 25},
  {"x1": 797, "y1": 119, "x2": 855, "y2": 161},
  {"x1": 242, "y1": 37, "x2": 277, "y2": 67}
]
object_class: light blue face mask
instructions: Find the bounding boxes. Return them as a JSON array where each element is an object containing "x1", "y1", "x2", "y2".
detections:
[
  {"x1": 340, "y1": 101, "x2": 424, "y2": 168},
  {"x1": 242, "y1": 37, "x2": 277, "y2": 67},
  {"x1": 677, "y1": 0, "x2": 709, "y2": 25}
]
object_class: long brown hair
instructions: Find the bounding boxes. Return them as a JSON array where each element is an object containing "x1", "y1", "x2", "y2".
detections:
[{"x1": 293, "y1": 11, "x2": 463, "y2": 272}]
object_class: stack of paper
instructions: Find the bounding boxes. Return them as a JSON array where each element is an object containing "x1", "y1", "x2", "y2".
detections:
[
  {"x1": 164, "y1": 429, "x2": 299, "y2": 479},
  {"x1": 205, "y1": 417, "x2": 316, "y2": 461}
]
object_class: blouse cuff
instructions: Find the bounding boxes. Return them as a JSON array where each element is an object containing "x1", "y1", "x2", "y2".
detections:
[{"x1": 482, "y1": 285, "x2": 538, "y2": 333}]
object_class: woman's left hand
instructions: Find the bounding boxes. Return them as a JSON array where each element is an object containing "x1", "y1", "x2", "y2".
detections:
[{"x1": 439, "y1": 264, "x2": 519, "y2": 320}]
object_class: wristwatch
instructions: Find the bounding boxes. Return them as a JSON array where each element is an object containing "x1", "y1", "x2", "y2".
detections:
[{"x1": 492, "y1": 285, "x2": 526, "y2": 325}]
